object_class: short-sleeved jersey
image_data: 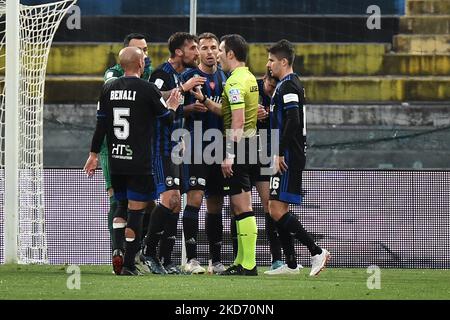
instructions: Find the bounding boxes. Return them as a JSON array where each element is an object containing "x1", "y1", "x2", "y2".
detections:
[
  {"x1": 101, "y1": 61, "x2": 152, "y2": 181},
  {"x1": 269, "y1": 73, "x2": 306, "y2": 158},
  {"x1": 97, "y1": 77, "x2": 172, "y2": 175},
  {"x1": 181, "y1": 67, "x2": 227, "y2": 133},
  {"x1": 150, "y1": 62, "x2": 184, "y2": 156},
  {"x1": 222, "y1": 67, "x2": 258, "y2": 138}
]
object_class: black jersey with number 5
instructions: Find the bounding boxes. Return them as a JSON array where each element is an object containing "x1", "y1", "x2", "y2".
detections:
[{"x1": 91, "y1": 76, "x2": 174, "y2": 175}]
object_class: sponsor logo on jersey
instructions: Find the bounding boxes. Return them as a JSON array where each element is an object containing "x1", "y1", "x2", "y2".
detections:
[{"x1": 111, "y1": 144, "x2": 133, "y2": 160}]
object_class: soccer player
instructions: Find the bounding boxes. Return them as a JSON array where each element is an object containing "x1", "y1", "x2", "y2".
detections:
[
  {"x1": 180, "y1": 32, "x2": 227, "y2": 274},
  {"x1": 102, "y1": 33, "x2": 154, "y2": 252},
  {"x1": 84, "y1": 47, "x2": 181, "y2": 275},
  {"x1": 265, "y1": 39, "x2": 330, "y2": 276},
  {"x1": 252, "y1": 71, "x2": 287, "y2": 271},
  {"x1": 192, "y1": 34, "x2": 259, "y2": 276},
  {"x1": 140, "y1": 32, "x2": 205, "y2": 274}
]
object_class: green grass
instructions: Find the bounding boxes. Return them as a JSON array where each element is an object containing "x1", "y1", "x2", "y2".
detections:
[{"x1": 0, "y1": 264, "x2": 449, "y2": 300}]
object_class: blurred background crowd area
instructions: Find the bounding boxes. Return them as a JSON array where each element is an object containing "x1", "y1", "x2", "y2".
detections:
[{"x1": 18, "y1": 0, "x2": 449, "y2": 169}]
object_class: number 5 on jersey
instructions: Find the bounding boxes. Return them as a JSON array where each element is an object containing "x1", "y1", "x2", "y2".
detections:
[{"x1": 113, "y1": 107, "x2": 130, "y2": 140}]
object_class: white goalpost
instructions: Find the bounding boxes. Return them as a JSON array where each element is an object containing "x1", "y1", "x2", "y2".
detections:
[{"x1": 1, "y1": 0, "x2": 76, "y2": 264}]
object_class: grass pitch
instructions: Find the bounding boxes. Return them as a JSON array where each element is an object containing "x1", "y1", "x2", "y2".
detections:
[{"x1": 0, "y1": 264, "x2": 448, "y2": 300}]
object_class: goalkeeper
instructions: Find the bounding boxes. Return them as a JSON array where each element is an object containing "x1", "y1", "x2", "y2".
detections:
[{"x1": 102, "y1": 33, "x2": 154, "y2": 252}]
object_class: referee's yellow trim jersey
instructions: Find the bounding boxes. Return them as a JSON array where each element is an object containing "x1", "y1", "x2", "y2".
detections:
[{"x1": 222, "y1": 66, "x2": 259, "y2": 138}]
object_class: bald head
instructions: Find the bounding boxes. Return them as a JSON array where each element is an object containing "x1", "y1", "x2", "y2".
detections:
[{"x1": 119, "y1": 46, "x2": 144, "y2": 74}]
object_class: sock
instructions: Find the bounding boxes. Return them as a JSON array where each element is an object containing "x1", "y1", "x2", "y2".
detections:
[
  {"x1": 123, "y1": 209, "x2": 144, "y2": 268},
  {"x1": 112, "y1": 200, "x2": 127, "y2": 251},
  {"x1": 142, "y1": 204, "x2": 171, "y2": 257},
  {"x1": 233, "y1": 219, "x2": 243, "y2": 266},
  {"x1": 141, "y1": 201, "x2": 154, "y2": 242},
  {"x1": 108, "y1": 196, "x2": 117, "y2": 250},
  {"x1": 230, "y1": 215, "x2": 238, "y2": 259},
  {"x1": 183, "y1": 205, "x2": 200, "y2": 261},
  {"x1": 277, "y1": 212, "x2": 322, "y2": 256},
  {"x1": 160, "y1": 212, "x2": 179, "y2": 266},
  {"x1": 236, "y1": 212, "x2": 257, "y2": 270},
  {"x1": 206, "y1": 212, "x2": 223, "y2": 263},
  {"x1": 277, "y1": 224, "x2": 297, "y2": 269},
  {"x1": 265, "y1": 212, "x2": 282, "y2": 262}
]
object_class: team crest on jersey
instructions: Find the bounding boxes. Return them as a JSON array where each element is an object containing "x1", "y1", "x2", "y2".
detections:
[
  {"x1": 189, "y1": 176, "x2": 197, "y2": 186},
  {"x1": 209, "y1": 81, "x2": 216, "y2": 91},
  {"x1": 166, "y1": 176, "x2": 174, "y2": 187}
]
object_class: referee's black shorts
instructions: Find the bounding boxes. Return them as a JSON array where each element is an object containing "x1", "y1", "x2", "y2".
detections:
[{"x1": 223, "y1": 136, "x2": 259, "y2": 196}]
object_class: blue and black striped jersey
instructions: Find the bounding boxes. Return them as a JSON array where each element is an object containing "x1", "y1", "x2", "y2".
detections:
[
  {"x1": 181, "y1": 67, "x2": 227, "y2": 133},
  {"x1": 150, "y1": 62, "x2": 184, "y2": 157}
]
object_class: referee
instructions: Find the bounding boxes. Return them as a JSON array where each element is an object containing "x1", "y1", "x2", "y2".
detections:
[{"x1": 192, "y1": 34, "x2": 259, "y2": 276}]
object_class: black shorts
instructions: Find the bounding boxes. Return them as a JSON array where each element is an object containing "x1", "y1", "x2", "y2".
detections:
[
  {"x1": 111, "y1": 174, "x2": 156, "y2": 202},
  {"x1": 223, "y1": 162, "x2": 261, "y2": 196},
  {"x1": 153, "y1": 155, "x2": 181, "y2": 195},
  {"x1": 222, "y1": 136, "x2": 260, "y2": 196},
  {"x1": 250, "y1": 132, "x2": 272, "y2": 184},
  {"x1": 269, "y1": 152, "x2": 305, "y2": 204},
  {"x1": 182, "y1": 162, "x2": 224, "y2": 197},
  {"x1": 250, "y1": 159, "x2": 271, "y2": 184}
]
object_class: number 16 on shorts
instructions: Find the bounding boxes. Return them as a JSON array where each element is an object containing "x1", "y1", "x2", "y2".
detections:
[{"x1": 270, "y1": 176, "x2": 280, "y2": 191}]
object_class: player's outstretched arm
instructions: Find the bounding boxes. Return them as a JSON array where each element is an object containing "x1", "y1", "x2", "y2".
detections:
[{"x1": 190, "y1": 87, "x2": 222, "y2": 115}]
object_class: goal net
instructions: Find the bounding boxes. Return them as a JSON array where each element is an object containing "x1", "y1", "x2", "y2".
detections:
[{"x1": 0, "y1": 0, "x2": 76, "y2": 264}]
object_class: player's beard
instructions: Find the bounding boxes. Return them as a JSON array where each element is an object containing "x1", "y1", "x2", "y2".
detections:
[
  {"x1": 182, "y1": 56, "x2": 199, "y2": 69},
  {"x1": 202, "y1": 56, "x2": 216, "y2": 68}
]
